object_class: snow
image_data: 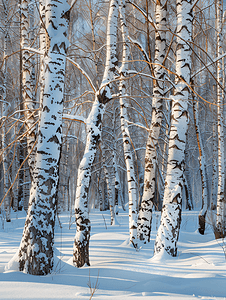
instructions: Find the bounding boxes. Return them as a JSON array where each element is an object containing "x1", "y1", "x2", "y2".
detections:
[{"x1": 0, "y1": 209, "x2": 226, "y2": 299}]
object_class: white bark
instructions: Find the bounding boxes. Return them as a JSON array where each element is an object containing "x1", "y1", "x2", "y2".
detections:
[
  {"x1": 112, "y1": 149, "x2": 124, "y2": 212},
  {"x1": 193, "y1": 101, "x2": 208, "y2": 234},
  {"x1": 211, "y1": 121, "x2": 217, "y2": 209},
  {"x1": 119, "y1": 0, "x2": 138, "y2": 247},
  {"x1": 73, "y1": 97, "x2": 104, "y2": 267},
  {"x1": 21, "y1": 0, "x2": 36, "y2": 178},
  {"x1": 102, "y1": 145, "x2": 115, "y2": 224},
  {"x1": 2, "y1": 31, "x2": 11, "y2": 222},
  {"x1": 73, "y1": 0, "x2": 119, "y2": 267},
  {"x1": 137, "y1": 0, "x2": 167, "y2": 243},
  {"x1": 17, "y1": 0, "x2": 70, "y2": 275},
  {"x1": 215, "y1": 0, "x2": 225, "y2": 239},
  {"x1": 154, "y1": 0, "x2": 193, "y2": 257},
  {"x1": 29, "y1": 0, "x2": 36, "y2": 103}
]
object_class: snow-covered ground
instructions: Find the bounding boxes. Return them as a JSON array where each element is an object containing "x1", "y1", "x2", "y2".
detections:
[{"x1": 0, "y1": 208, "x2": 226, "y2": 299}]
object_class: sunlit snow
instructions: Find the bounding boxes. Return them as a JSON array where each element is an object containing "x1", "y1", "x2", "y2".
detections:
[{"x1": 0, "y1": 208, "x2": 226, "y2": 299}]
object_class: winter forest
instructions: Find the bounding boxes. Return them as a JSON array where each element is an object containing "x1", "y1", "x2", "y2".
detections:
[{"x1": 0, "y1": 0, "x2": 226, "y2": 299}]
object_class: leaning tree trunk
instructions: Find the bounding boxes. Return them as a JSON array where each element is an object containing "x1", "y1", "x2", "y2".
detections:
[
  {"x1": 154, "y1": 0, "x2": 193, "y2": 257},
  {"x1": 73, "y1": 0, "x2": 119, "y2": 267},
  {"x1": 17, "y1": 0, "x2": 70, "y2": 275},
  {"x1": 215, "y1": 0, "x2": 225, "y2": 239},
  {"x1": 73, "y1": 99, "x2": 104, "y2": 267},
  {"x1": 137, "y1": 0, "x2": 167, "y2": 244}
]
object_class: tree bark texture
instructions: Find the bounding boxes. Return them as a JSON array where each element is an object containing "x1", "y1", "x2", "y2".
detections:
[
  {"x1": 21, "y1": 0, "x2": 36, "y2": 179},
  {"x1": 137, "y1": 0, "x2": 167, "y2": 243},
  {"x1": 215, "y1": 0, "x2": 225, "y2": 239},
  {"x1": 154, "y1": 0, "x2": 193, "y2": 257},
  {"x1": 119, "y1": 0, "x2": 138, "y2": 247},
  {"x1": 2, "y1": 31, "x2": 11, "y2": 222},
  {"x1": 73, "y1": 0, "x2": 119, "y2": 267},
  {"x1": 192, "y1": 101, "x2": 208, "y2": 235},
  {"x1": 102, "y1": 145, "x2": 115, "y2": 224},
  {"x1": 18, "y1": 0, "x2": 70, "y2": 275}
]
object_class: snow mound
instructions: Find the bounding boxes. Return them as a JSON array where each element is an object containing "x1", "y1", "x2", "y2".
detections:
[
  {"x1": 5, "y1": 249, "x2": 19, "y2": 272},
  {"x1": 149, "y1": 249, "x2": 177, "y2": 263}
]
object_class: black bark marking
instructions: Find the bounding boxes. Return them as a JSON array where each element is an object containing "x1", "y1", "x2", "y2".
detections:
[
  {"x1": 44, "y1": 122, "x2": 55, "y2": 125},
  {"x1": 47, "y1": 135, "x2": 60, "y2": 144},
  {"x1": 62, "y1": 9, "x2": 70, "y2": 21},
  {"x1": 52, "y1": 44, "x2": 60, "y2": 53},
  {"x1": 198, "y1": 213, "x2": 206, "y2": 235},
  {"x1": 37, "y1": 150, "x2": 48, "y2": 155},
  {"x1": 56, "y1": 126, "x2": 62, "y2": 134},
  {"x1": 49, "y1": 20, "x2": 57, "y2": 30},
  {"x1": 43, "y1": 106, "x2": 50, "y2": 113},
  {"x1": 97, "y1": 89, "x2": 110, "y2": 104}
]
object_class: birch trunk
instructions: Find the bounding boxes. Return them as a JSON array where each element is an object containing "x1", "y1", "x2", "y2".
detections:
[
  {"x1": 21, "y1": 0, "x2": 36, "y2": 178},
  {"x1": 112, "y1": 149, "x2": 124, "y2": 212},
  {"x1": 192, "y1": 101, "x2": 208, "y2": 234},
  {"x1": 119, "y1": 0, "x2": 138, "y2": 247},
  {"x1": 154, "y1": 0, "x2": 193, "y2": 256},
  {"x1": 73, "y1": 0, "x2": 119, "y2": 267},
  {"x1": 29, "y1": 0, "x2": 36, "y2": 102},
  {"x1": 119, "y1": 90, "x2": 138, "y2": 246},
  {"x1": 18, "y1": 1, "x2": 25, "y2": 211},
  {"x1": 102, "y1": 146, "x2": 115, "y2": 224},
  {"x1": 39, "y1": 0, "x2": 47, "y2": 105},
  {"x1": 215, "y1": 0, "x2": 225, "y2": 239},
  {"x1": 17, "y1": 0, "x2": 70, "y2": 275},
  {"x1": 137, "y1": 0, "x2": 167, "y2": 243},
  {"x1": 97, "y1": 154, "x2": 104, "y2": 211},
  {"x1": 2, "y1": 32, "x2": 11, "y2": 222},
  {"x1": 183, "y1": 173, "x2": 193, "y2": 210},
  {"x1": 211, "y1": 120, "x2": 217, "y2": 210}
]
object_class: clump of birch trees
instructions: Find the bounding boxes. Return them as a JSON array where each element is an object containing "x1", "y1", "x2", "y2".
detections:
[{"x1": 0, "y1": 0, "x2": 226, "y2": 275}]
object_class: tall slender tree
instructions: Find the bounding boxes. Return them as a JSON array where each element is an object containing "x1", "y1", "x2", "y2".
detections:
[
  {"x1": 119, "y1": 0, "x2": 139, "y2": 247},
  {"x1": 192, "y1": 99, "x2": 208, "y2": 235},
  {"x1": 102, "y1": 144, "x2": 115, "y2": 224},
  {"x1": 1, "y1": 0, "x2": 12, "y2": 221},
  {"x1": 73, "y1": 0, "x2": 119, "y2": 267},
  {"x1": 21, "y1": 0, "x2": 36, "y2": 178},
  {"x1": 154, "y1": 0, "x2": 193, "y2": 257},
  {"x1": 2, "y1": 31, "x2": 11, "y2": 222},
  {"x1": 215, "y1": 0, "x2": 225, "y2": 239},
  {"x1": 137, "y1": 0, "x2": 167, "y2": 244}
]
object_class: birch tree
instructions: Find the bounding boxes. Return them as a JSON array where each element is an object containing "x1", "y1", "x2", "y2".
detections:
[
  {"x1": 112, "y1": 146, "x2": 125, "y2": 212},
  {"x1": 192, "y1": 99, "x2": 208, "y2": 235},
  {"x1": 215, "y1": 0, "x2": 225, "y2": 239},
  {"x1": 2, "y1": 31, "x2": 11, "y2": 222},
  {"x1": 102, "y1": 144, "x2": 115, "y2": 224},
  {"x1": 154, "y1": 0, "x2": 193, "y2": 256},
  {"x1": 119, "y1": 0, "x2": 139, "y2": 247},
  {"x1": 137, "y1": 0, "x2": 167, "y2": 244},
  {"x1": 1, "y1": 0, "x2": 14, "y2": 221},
  {"x1": 21, "y1": 0, "x2": 36, "y2": 179},
  {"x1": 16, "y1": 0, "x2": 70, "y2": 275},
  {"x1": 73, "y1": 0, "x2": 119, "y2": 267}
]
